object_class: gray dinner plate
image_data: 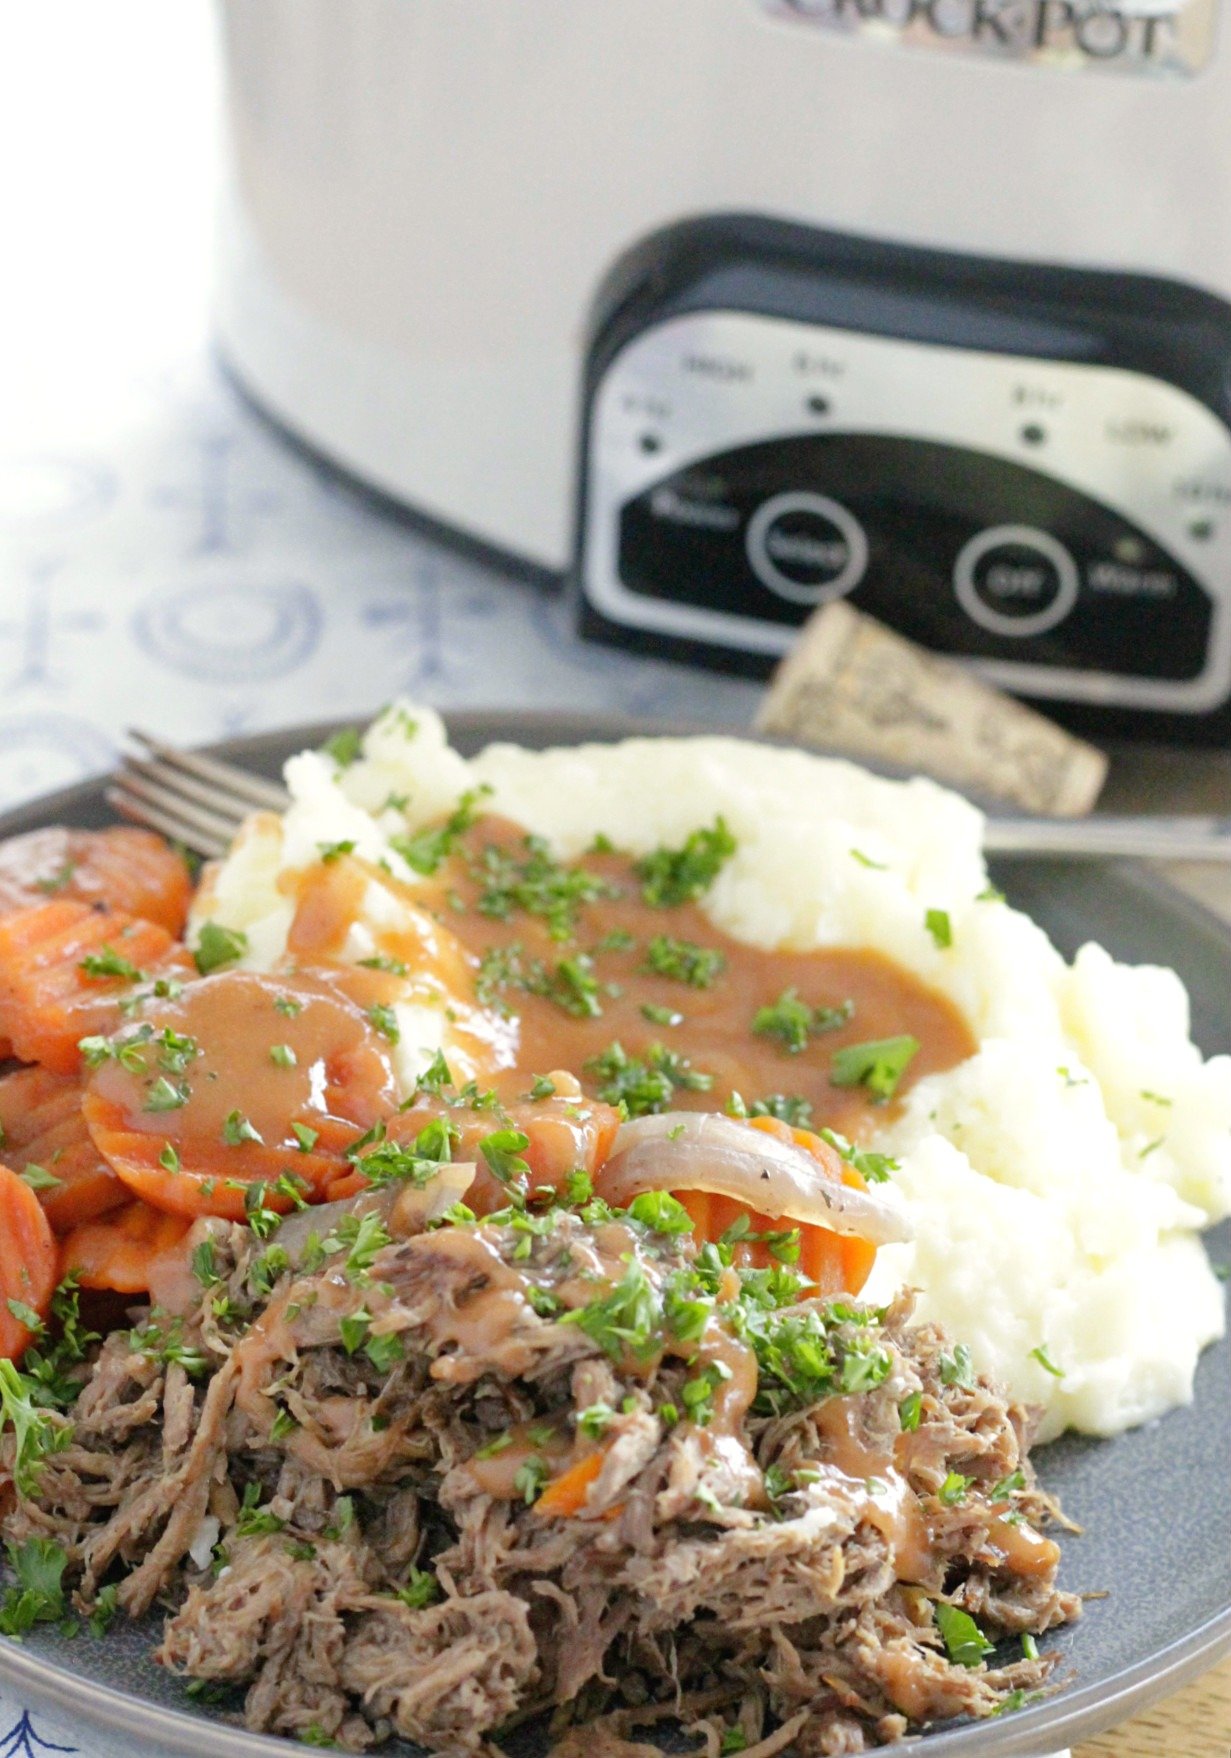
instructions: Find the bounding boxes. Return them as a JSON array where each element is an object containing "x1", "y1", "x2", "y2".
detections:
[{"x1": 0, "y1": 710, "x2": 1226, "y2": 1758}]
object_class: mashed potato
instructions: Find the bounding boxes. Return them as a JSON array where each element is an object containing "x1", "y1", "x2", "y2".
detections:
[{"x1": 189, "y1": 702, "x2": 1230, "y2": 1443}]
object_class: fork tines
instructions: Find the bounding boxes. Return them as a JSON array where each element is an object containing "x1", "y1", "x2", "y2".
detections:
[{"x1": 106, "y1": 730, "x2": 291, "y2": 860}]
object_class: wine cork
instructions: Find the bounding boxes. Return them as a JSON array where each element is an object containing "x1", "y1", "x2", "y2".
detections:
[{"x1": 755, "y1": 602, "x2": 1108, "y2": 817}]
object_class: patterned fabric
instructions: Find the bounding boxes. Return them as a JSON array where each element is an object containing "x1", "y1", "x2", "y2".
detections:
[{"x1": 0, "y1": 358, "x2": 760, "y2": 813}]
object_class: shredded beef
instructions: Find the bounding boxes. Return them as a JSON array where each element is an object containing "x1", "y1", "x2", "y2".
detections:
[{"x1": 1, "y1": 1204, "x2": 1079, "y2": 1756}]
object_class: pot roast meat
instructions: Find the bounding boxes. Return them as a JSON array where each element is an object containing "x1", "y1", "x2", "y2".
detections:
[
  {"x1": 0, "y1": 1198, "x2": 1078, "y2": 1756},
  {"x1": 339, "y1": 1589, "x2": 538, "y2": 1750}
]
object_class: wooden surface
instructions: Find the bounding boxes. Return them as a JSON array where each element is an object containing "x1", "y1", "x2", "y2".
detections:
[{"x1": 1074, "y1": 1650, "x2": 1231, "y2": 1756}]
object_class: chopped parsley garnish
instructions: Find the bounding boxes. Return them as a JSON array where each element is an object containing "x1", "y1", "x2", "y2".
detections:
[
  {"x1": 643, "y1": 935, "x2": 726, "y2": 989},
  {"x1": 193, "y1": 920, "x2": 248, "y2": 975},
  {"x1": 559, "y1": 1260, "x2": 663, "y2": 1361},
  {"x1": 473, "y1": 834, "x2": 617, "y2": 941},
  {"x1": 144, "y1": 1077, "x2": 189, "y2": 1114},
  {"x1": 191, "y1": 1238, "x2": 220, "y2": 1287},
  {"x1": 352, "y1": 1120, "x2": 458, "y2": 1191},
  {"x1": 414, "y1": 1050, "x2": 455, "y2": 1097},
  {"x1": 732, "y1": 1302, "x2": 892, "y2": 1417},
  {"x1": 513, "y1": 1457, "x2": 550, "y2": 1505},
  {"x1": 130, "y1": 1316, "x2": 210, "y2": 1378},
  {"x1": 18, "y1": 1164, "x2": 61, "y2": 1193},
  {"x1": 319, "y1": 1210, "x2": 393, "y2": 1280},
  {"x1": 479, "y1": 1129, "x2": 532, "y2": 1197},
  {"x1": 817, "y1": 1127, "x2": 897, "y2": 1184},
  {"x1": 249, "y1": 1244, "x2": 291, "y2": 1299},
  {"x1": 475, "y1": 1433, "x2": 513, "y2": 1460},
  {"x1": 358, "y1": 954, "x2": 409, "y2": 977},
  {"x1": 585, "y1": 1041, "x2": 712, "y2": 1117},
  {"x1": 939, "y1": 1344, "x2": 976, "y2": 1389},
  {"x1": 934, "y1": 1602, "x2": 994, "y2": 1668},
  {"x1": 222, "y1": 1110, "x2": 263, "y2": 1147},
  {"x1": 753, "y1": 989, "x2": 853, "y2": 1056},
  {"x1": 475, "y1": 943, "x2": 527, "y2": 1009},
  {"x1": 366, "y1": 1003, "x2": 401, "y2": 1043},
  {"x1": 364, "y1": 1330, "x2": 405, "y2": 1374},
  {"x1": 898, "y1": 1391, "x2": 923, "y2": 1431},
  {"x1": 291, "y1": 1122, "x2": 320, "y2": 1153},
  {"x1": 275, "y1": 995, "x2": 303, "y2": 1018},
  {"x1": 577, "y1": 1403, "x2": 616, "y2": 1439},
  {"x1": 850, "y1": 849, "x2": 886, "y2": 870},
  {"x1": 990, "y1": 1468, "x2": 1026, "y2": 1502},
  {"x1": 270, "y1": 1406, "x2": 298, "y2": 1443},
  {"x1": 270, "y1": 1043, "x2": 297, "y2": 1068},
  {"x1": 925, "y1": 908, "x2": 953, "y2": 949},
  {"x1": 533, "y1": 954, "x2": 603, "y2": 1019},
  {"x1": 0, "y1": 1537, "x2": 68, "y2": 1637},
  {"x1": 338, "y1": 1309, "x2": 372, "y2": 1355},
  {"x1": 235, "y1": 1482, "x2": 285, "y2": 1537},
  {"x1": 830, "y1": 1034, "x2": 919, "y2": 1101},
  {"x1": 641, "y1": 1003, "x2": 683, "y2": 1027},
  {"x1": 527, "y1": 1075, "x2": 556, "y2": 1101},
  {"x1": 156, "y1": 1028, "x2": 198, "y2": 1073},
  {"x1": 719, "y1": 1729, "x2": 748, "y2": 1756},
  {"x1": 87, "y1": 1581, "x2": 120, "y2": 1637},
  {"x1": 681, "y1": 1360, "x2": 732, "y2": 1426},
  {"x1": 593, "y1": 927, "x2": 634, "y2": 953},
  {"x1": 937, "y1": 1471, "x2": 972, "y2": 1506},
  {"x1": 317, "y1": 839, "x2": 356, "y2": 863},
  {"x1": 79, "y1": 946, "x2": 144, "y2": 983},
  {"x1": 396, "y1": 1567, "x2": 441, "y2": 1609},
  {"x1": 18, "y1": 1277, "x2": 97, "y2": 1412},
  {"x1": 747, "y1": 1093, "x2": 813, "y2": 1128},
  {"x1": 1029, "y1": 1343, "x2": 1065, "y2": 1378},
  {"x1": 627, "y1": 1190, "x2": 695, "y2": 1236},
  {"x1": 0, "y1": 1360, "x2": 73, "y2": 1496},
  {"x1": 326, "y1": 1496, "x2": 356, "y2": 1537},
  {"x1": 635, "y1": 817, "x2": 737, "y2": 908},
  {"x1": 34, "y1": 862, "x2": 76, "y2": 894},
  {"x1": 321, "y1": 726, "x2": 363, "y2": 768},
  {"x1": 392, "y1": 786, "x2": 490, "y2": 877}
]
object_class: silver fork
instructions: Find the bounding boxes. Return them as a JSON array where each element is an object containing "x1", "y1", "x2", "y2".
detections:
[
  {"x1": 108, "y1": 732, "x2": 291, "y2": 859},
  {"x1": 108, "y1": 729, "x2": 1231, "y2": 865}
]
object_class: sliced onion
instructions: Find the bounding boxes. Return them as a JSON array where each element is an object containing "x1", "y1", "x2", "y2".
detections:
[
  {"x1": 599, "y1": 1114, "x2": 911, "y2": 1246},
  {"x1": 276, "y1": 1162, "x2": 476, "y2": 1260}
]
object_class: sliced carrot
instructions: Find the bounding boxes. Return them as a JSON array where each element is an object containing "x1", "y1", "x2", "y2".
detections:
[
  {"x1": 0, "y1": 899, "x2": 193, "y2": 1075},
  {"x1": 368, "y1": 1092, "x2": 623, "y2": 1214},
  {"x1": 83, "y1": 1091, "x2": 363, "y2": 1222},
  {"x1": 0, "y1": 1064, "x2": 127, "y2": 1233},
  {"x1": 0, "y1": 826, "x2": 194, "y2": 935},
  {"x1": 745, "y1": 1115, "x2": 877, "y2": 1295},
  {"x1": 533, "y1": 1451, "x2": 605, "y2": 1519},
  {"x1": 0, "y1": 1162, "x2": 59, "y2": 1361},
  {"x1": 60, "y1": 1200, "x2": 192, "y2": 1295},
  {"x1": 82, "y1": 967, "x2": 399, "y2": 1222}
]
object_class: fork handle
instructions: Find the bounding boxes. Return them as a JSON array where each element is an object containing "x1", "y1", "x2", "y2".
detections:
[{"x1": 984, "y1": 814, "x2": 1231, "y2": 862}]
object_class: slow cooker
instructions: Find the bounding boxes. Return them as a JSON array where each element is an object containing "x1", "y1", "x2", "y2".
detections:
[{"x1": 215, "y1": 0, "x2": 1231, "y2": 742}]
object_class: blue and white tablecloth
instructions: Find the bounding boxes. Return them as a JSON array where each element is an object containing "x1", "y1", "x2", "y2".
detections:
[{"x1": 0, "y1": 352, "x2": 761, "y2": 814}]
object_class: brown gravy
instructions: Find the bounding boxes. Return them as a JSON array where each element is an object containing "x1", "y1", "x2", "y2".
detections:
[{"x1": 423, "y1": 818, "x2": 976, "y2": 1135}]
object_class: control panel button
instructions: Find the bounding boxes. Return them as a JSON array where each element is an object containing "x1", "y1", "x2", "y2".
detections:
[
  {"x1": 953, "y1": 525, "x2": 1080, "y2": 638},
  {"x1": 745, "y1": 491, "x2": 869, "y2": 605}
]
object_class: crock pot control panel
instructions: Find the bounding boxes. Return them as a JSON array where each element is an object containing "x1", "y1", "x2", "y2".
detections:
[{"x1": 577, "y1": 306, "x2": 1231, "y2": 721}]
